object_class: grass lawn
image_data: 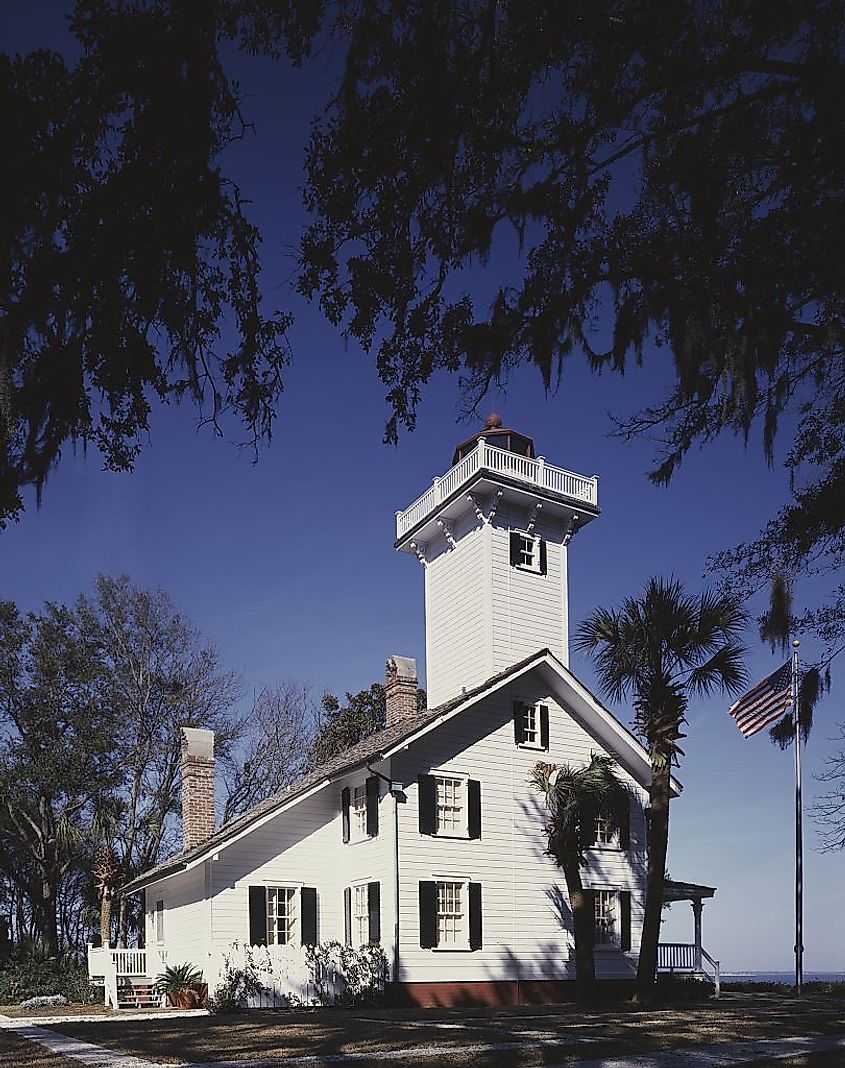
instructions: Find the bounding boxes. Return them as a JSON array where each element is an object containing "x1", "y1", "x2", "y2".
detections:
[{"x1": 42, "y1": 994, "x2": 845, "y2": 1067}]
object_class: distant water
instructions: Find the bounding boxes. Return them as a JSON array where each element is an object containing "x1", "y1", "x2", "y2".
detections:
[{"x1": 722, "y1": 971, "x2": 845, "y2": 984}]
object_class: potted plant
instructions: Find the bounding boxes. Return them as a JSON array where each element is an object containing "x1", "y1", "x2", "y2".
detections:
[{"x1": 154, "y1": 962, "x2": 205, "y2": 1008}]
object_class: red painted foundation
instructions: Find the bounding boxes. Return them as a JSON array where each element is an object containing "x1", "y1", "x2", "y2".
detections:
[{"x1": 387, "y1": 979, "x2": 635, "y2": 1008}]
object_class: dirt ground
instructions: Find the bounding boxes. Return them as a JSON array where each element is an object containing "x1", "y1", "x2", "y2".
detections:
[{"x1": 18, "y1": 992, "x2": 840, "y2": 1067}]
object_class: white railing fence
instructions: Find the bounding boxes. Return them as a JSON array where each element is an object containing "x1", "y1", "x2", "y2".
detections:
[
  {"x1": 396, "y1": 438, "x2": 598, "y2": 539},
  {"x1": 657, "y1": 942, "x2": 720, "y2": 998},
  {"x1": 87, "y1": 945, "x2": 169, "y2": 1006},
  {"x1": 207, "y1": 942, "x2": 345, "y2": 1009}
]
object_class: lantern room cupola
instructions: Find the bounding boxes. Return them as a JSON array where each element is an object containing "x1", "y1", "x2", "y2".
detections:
[{"x1": 395, "y1": 416, "x2": 600, "y2": 706}]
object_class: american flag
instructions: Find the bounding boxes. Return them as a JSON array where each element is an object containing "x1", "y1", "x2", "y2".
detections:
[{"x1": 729, "y1": 659, "x2": 793, "y2": 738}]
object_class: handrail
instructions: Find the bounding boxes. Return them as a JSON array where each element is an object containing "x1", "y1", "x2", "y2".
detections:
[
  {"x1": 396, "y1": 438, "x2": 598, "y2": 539},
  {"x1": 657, "y1": 942, "x2": 720, "y2": 999},
  {"x1": 702, "y1": 947, "x2": 721, "y2": 999}
]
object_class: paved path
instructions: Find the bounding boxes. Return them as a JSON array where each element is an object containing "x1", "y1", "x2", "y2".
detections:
[{"x1": 8, "y1": 1022, "x2": 845, "y2": 1067}]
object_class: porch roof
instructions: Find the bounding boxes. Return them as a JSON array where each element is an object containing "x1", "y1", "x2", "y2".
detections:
[{"x1": 663, "y1": 879, "x2": 716, "y2": 903}]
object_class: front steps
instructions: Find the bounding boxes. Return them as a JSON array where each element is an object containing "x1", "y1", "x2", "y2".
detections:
[{"x1": 116, "y1": 978, "x2": 159, "y2": 1009}]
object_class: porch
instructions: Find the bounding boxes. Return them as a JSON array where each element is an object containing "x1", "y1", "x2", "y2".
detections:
[
  {"x1": 86, "y1": 945, "x2": 168, "y2": 1009},
  {"x1": 657, "y1": 879, "x2": 721, "y2": 996}
]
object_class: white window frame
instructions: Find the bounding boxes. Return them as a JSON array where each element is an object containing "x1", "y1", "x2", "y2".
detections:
[
  {"x1": 351, "y1": 882, "x2": 370, "y2": 947},
  {"x1": 518, "y1": 701, "x2": 545, "y2": 749},
  {"x1": 594, "y1": 889, "x2": 619, "y2": 948},
  {"x1": 351, "y1": 782, "x2": 368, "y2": 842},
  {"x1": 154, "y1": 898, "x2": 164, "y2": 944},
  {"x1": 434, "y1": 773, "x2": 469, "y2": 837},
  {"x1": 432, "y1": 877, "x2": 471, "y2": 951},
  {"x1": 593, "y1": 814, "x2": 619, "y2": 849},
  {"x1": 267, "y1": 885, "x2": 298, "y2": 946},
  {"x1": 514, "y1": 531, "x2": 542, "y2": 574}
]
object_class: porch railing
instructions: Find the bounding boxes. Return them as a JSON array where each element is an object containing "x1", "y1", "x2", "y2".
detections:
[
  {"x1": 657, "y1": 942, "x2": 720, "y2": 998},
  {"x1": 87, "y1": 945, "x2": 168, "y2": 1007}
]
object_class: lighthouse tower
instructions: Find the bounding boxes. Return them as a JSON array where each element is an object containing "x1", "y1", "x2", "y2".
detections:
[{"x1": 395, "y1": 416, "x2": 600, "y2": 707}]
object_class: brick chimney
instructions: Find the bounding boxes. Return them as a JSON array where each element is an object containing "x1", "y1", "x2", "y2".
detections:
[
  {"x1": 181, "y1": 727, "x2": 215, "y2": 851},
  {"x1": 385, "y1": 656, "x2": 418, "y2": 727}
]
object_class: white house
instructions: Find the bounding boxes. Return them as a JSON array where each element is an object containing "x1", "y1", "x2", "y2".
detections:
[{"x1": 92, "y1": 417, "x2": 718, "y2": 1007}]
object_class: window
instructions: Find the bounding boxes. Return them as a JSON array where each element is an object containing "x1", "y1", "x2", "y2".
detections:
[
  {"x1": 342, "y1": 777, "x2": 379, "y2": 843},
  {"x1": 509, "y1": 531, "x2": 546, "y2": 574},
  {"x1": 154, "y1": 899, "x2": 164, "y2": 943},
  {"x1": 436, "y1": 881, "x2": 465, "y2": 946},
  {"x1": 436, "y1": 776, "x2": 465, "y2": 835},
  {"x1": 344, "y1": 882, "x2": 380, "y2": 946},
  {"x1": 267, "y1": 886, "x2": 297, "y2": 945},
  {"x1": 595, "y1": 815, "x2": 615, "y2": 846},
  {"x1": 513, "y1": 701, "x2": 549, "y2": 749},
  {"x1": 594, "y1": 890, "x2": 617, "y2": 946},
  {"x1": 352, "y1": 784, "x2": 368, "y2": 838},
  {"x1": 419, "y1": 880, "x2": 482, "y2": 950}
]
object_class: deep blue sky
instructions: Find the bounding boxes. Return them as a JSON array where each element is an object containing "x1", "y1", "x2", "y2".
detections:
[{"x1": 2, "y1": 3, "x2": 842, "y2": 972}]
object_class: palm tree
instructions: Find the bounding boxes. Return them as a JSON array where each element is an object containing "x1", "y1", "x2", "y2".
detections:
[
  {"x1": 530, "y1": 754, "x2": 630, "y2": 1004},
  {"x1": 575, "y1": 577, "x2": 747, "y2": 1005}
]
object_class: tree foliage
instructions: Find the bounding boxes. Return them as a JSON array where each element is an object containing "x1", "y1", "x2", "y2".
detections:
[
  {"x1": 576, "y1": 577, "x2": 747, "y2": 1003},
  {"x1": 0, "y1": 600, "x2": 123, "y2": 953},
  {"x1": 530, "y1": 755, "x2": 629, "y2": 1003},
  {"x1": 301, "y1": 0, "x2": 844, "y2": 649},
  {"x1": 1, "y1": 0, "x2": 327, "y2": 525},
  {"x1": 309, "y1": 682, "x2": 426, "y2": 768}
]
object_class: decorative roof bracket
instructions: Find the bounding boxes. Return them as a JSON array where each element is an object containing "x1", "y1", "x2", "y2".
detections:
[
  {"x1": 437, "y1": 518, "x2": 457, "y2": 549},
  {"x1": 526, "y1": 501, "x2": 543, "y2": 534},
  {"x1": 409, "y1": 541, "x2": 428, "y2": 568}
]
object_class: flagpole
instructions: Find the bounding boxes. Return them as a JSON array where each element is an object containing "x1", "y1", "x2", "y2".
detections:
[{"x1": 792, "y1": 638, "x2": 803, "y2": 995}]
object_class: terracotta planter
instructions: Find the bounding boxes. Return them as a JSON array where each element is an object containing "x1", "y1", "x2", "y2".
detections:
[{"x1": 168, "y1": 984, "x2": 207, "y2": 1009}]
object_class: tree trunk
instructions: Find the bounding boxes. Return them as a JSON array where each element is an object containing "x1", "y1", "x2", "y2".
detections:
[
  {"x1": 36, "y1": 874, "x2": 59, "y2": 956},
  {"x1": 635, "y1": 760, "x2": 671, "y2": 1005},
  {"x1": 100, "y1": 891, "x2": 113, "y2": 948},
  {"x1": 561, "y1": 856, "x2": 596, "y2": 1004}
]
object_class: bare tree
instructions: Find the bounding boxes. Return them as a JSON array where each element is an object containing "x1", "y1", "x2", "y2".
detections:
[
  {"x1": 813, "y1": 725, "x2": 845, "y2": 852},
  {"x1": 222, "y1": 682, "x2": 316, "y2": 823}
]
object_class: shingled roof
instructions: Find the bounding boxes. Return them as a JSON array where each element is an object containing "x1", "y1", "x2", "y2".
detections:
[{"x1": 123, "y1": 649, "x2": 549, "y2": 894}]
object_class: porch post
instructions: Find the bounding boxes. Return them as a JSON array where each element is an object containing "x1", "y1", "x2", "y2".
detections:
[{"x1": 692, "y1": 899, "x2": 703, "y2": 972}]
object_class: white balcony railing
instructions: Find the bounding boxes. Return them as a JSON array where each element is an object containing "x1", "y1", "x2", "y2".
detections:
[{"x1": 396, "y1": 438, "x2": 599, "y2": 540}]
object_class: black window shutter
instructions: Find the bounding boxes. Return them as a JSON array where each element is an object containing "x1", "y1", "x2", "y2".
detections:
[
  {"x1": 513, "y1": 702, "x2": 526, "y2": 745},
  {"x1": 468, "y1": 883, "x2": 482, "y2": 950},
  {"x1": 248, "y1": 886, "x2": 267, "y2": 946},
  {"x1": 539, "y1": 539, "x2": 547, "y2": 575},
  {"x1": 467, "y1": 779, "x2": 482, "y2": 839},
  {"x1": 366, "y1": 776, "x2": 379, "y2": 837},
  {"x1": 539, "y1": 704, "x2": 550, "y2": 750},
  {"x1": 620, "y1": 891, "x2": 631, "y2": 951},
  {"x1": 509, "y1": 531, "x2": 521, "y2": 566},
  {"x1": 419, "y1": 882, "x2": 437, "y2": 948},
  {"x1": 343, "y1": 886, "x2": 352, "y2": 946},
  {"x1": 341, "y1": 787, "x2": 351, "y2": 843},
  {"x1": 619, "y1": 797, "x2": 631, "y2": 851},
  {"x1": 368, "y1": 882, "x2": 381, "y2": 944},
  {"x1": 300, "y1": 886, "x2": 318, "y2": 946},
  {"x1": 418, "y1": 775, "x2": 437, "y2": 835}
]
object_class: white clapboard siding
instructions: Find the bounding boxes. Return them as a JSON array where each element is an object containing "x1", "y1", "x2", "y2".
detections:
[
  {"x1": 490, "y1": 507, "x2": 568, "y2": 672},
  {"x1": 391, "y1": 677, "x2": 647, "y2": 983},
  {"x1": 424, "y1": 514, "x2": 488, "y2": 706},
  {"x1": 144, "y1": 865, "x2": 207, "y2": 980},
  {"x1": 424, "y1": 502, "x2": 572, "y2": 707}
]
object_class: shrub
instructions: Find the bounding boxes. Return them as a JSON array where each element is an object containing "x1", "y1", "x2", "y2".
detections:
[
  {"x1": 305, "y1": 941, "x2": 388, "y2": 1006},
  {"x1": 0, "y1": 956, "x2": 94, "y2": 1004},
  {"x1": 207, "y1": 946, "x2": 267, "y2": 1014},
  {"x1": 19, "y1": 994, "x2": 68, "y2": 1010}
]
